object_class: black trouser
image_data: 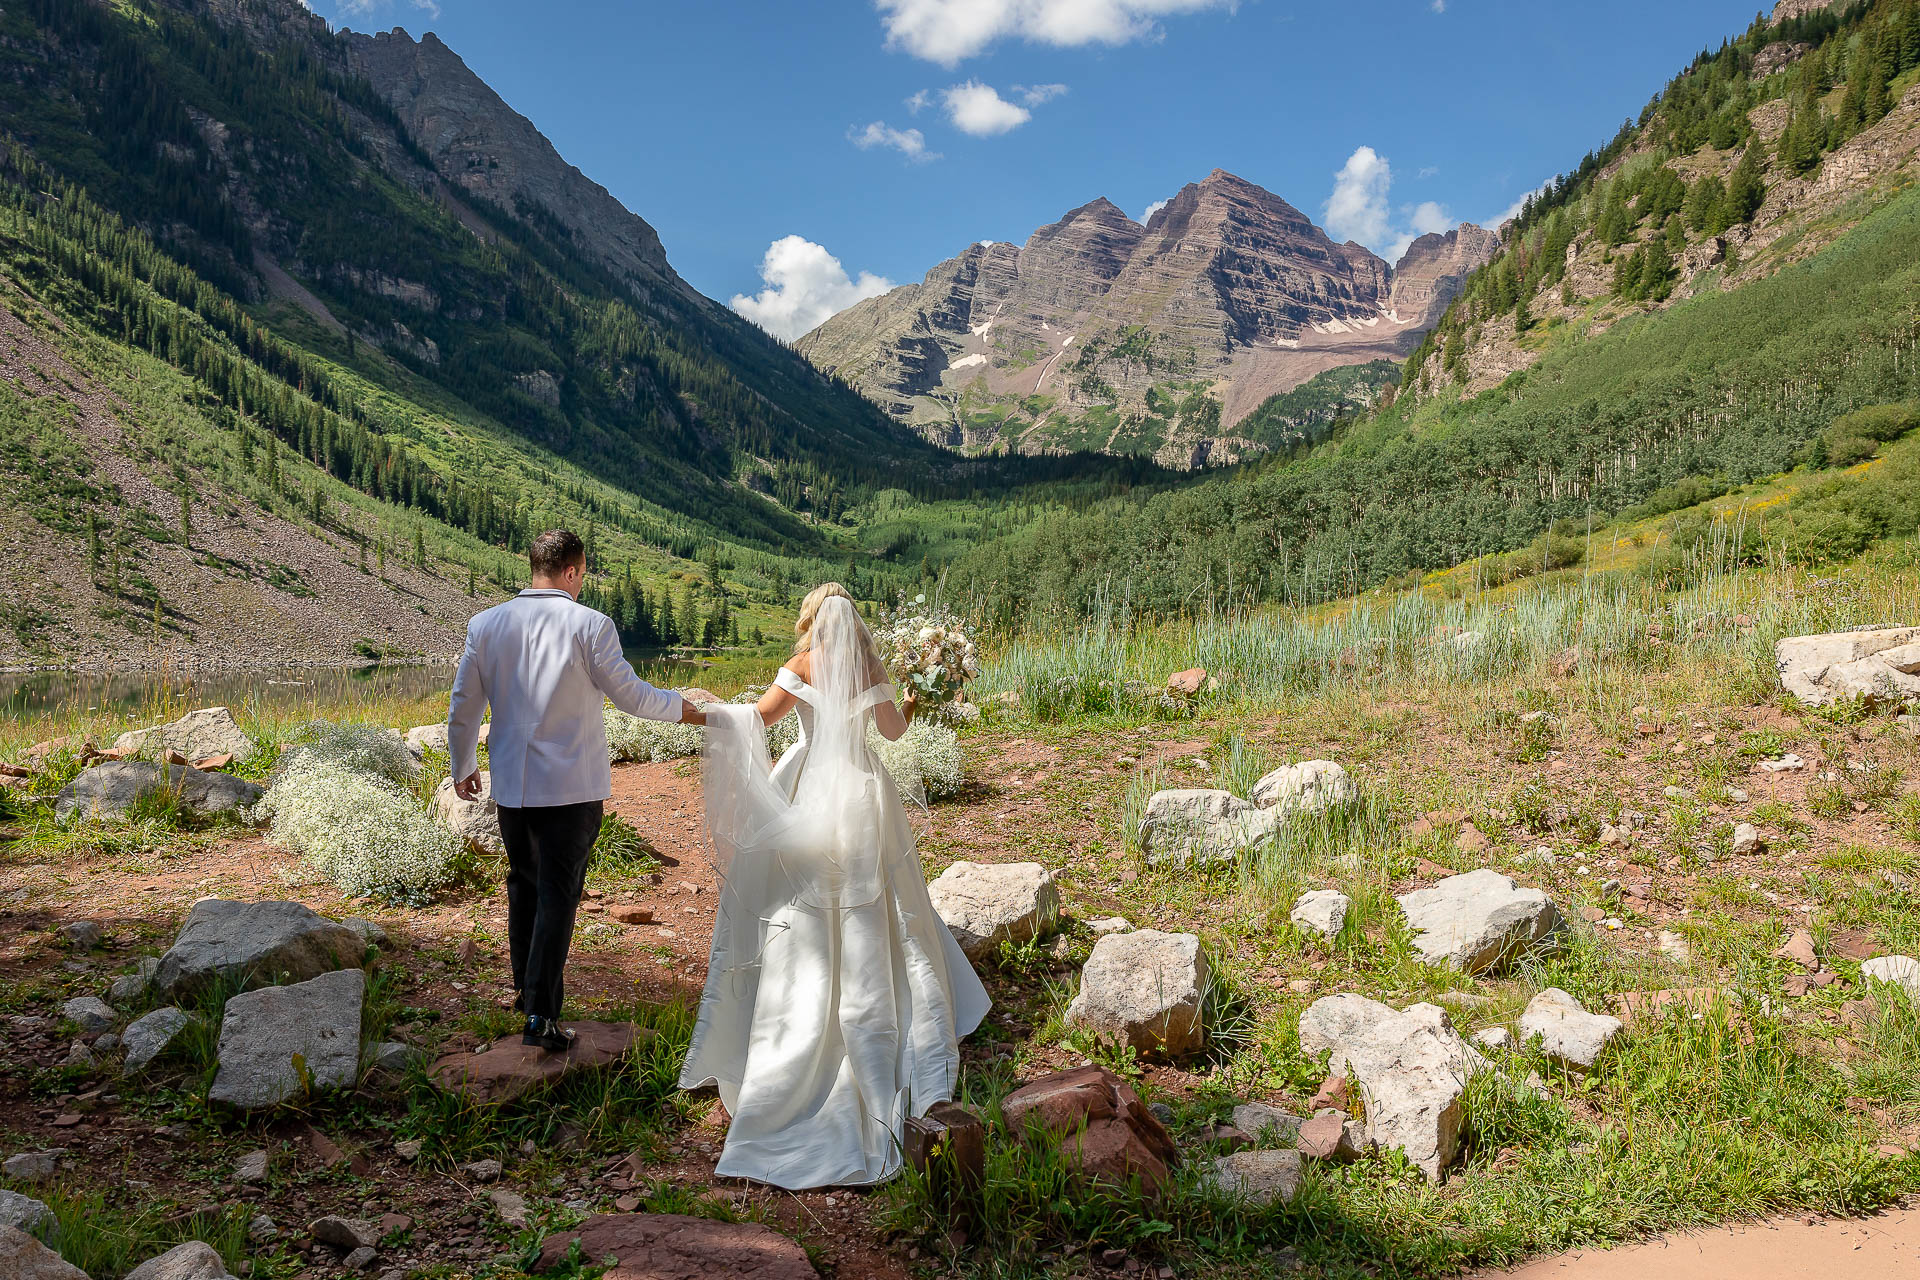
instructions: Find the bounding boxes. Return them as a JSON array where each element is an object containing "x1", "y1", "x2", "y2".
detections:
[{"x1": 496, "y1": 800, "x2": 602, "y2": 1021}]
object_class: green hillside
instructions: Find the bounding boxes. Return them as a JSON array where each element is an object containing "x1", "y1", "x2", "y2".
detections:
[
  {"x1": 951, "y1": 0, "x2": 1920, "y2": 628},
  {"x1": 0, "y1": 0, "x2": 1162, "y2": 663}
]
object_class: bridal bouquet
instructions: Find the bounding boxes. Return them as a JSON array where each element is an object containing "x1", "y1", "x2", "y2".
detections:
[{"x1": 877, "y1": 594, "x2": 981, "y2": 725}]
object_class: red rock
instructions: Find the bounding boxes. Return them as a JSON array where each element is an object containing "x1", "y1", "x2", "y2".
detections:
[
  {"x1": 1166, "y1": 668, "x2": 1207, "y2": 696},
  {"x1": 1828, "y1": 930, "x2": 1877, "y2": 962},
  {"x1": 999, "y1": 1066, "x2": 1180, "y2": 1190},
  {"x1": 1775, "y1": 929, "x2": 1818, "y2": 971},
  {"x1": 161, "y1": 749, "x2": 190, "y2": 767},
  {"x1": 0, "y1": 762, "x2": 30, "y2": 779},
  {"x1": 612, "y1": 906, "x2": 655, "y2": 925},
  {"x1": 534, "y1": 1213, "x2": 817, "y2": 1279},
  {"x1": 1308, "y1": 1076, "x2": 1349, "y2": 1112},
  {"x1": 1202, "y1": 1123, "x2": 1251, "y2": 1152},
  {"x1": 1455, "y1": 824, "x2": 1491, "y2": 854},
  {"x1": 191, "y1": 753, "x2": 234, "y2": 771},
  {"x1": 1412, "y1": 857, "x2": 1457, "y2": 882},
  {"x1": 903, "y1": 1100, "x2": 985, "y2": 1205},
  {"x1": 431, "y1": 1021, "x2": 652, "y2": 1105},
  {"x1": 613, "y1": 1195, "x2": 641, "y2": 1213},
  {"x1": 456, "y1": 939, "x2": 480, "y2": 965},
  {"x1": 1295, "y1": 1110, "x2": 1361, "y2": 1161},
  {"x1": 50, "y1": 1114, "x2": 82, "y2": 1128}
]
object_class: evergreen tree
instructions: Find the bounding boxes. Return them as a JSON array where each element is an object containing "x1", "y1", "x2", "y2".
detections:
[
  {"x1": 1613, "y1": 247, "x2": 1646, "y2": 300},
  {"x1": 1866, "y1": 28, "x2": 1895, "y2": 123},
  {"x1": 1664, "y1": 213, "x2": 1687, "y2": 256},
  {"x1": 1708, "y1": 110, "x2": 1741, "y2": 151},
  {"x1": 1721, "y1": 146, "x2": 1766, "y2": 225},
  {"x1": 1639, "y1": 234, "x2": 1676, "y2": 301},
  {"x1": 1597, "y1": 182, "x2": 1632, "y2": 246},
  {"x1": 1513, "y1": 292, "x2": 1532, "y2": 334}
]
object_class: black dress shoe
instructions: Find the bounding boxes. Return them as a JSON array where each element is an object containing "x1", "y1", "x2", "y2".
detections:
[{"x1": 521, "y1": 1016, "x2": 574, "y2": 1052}]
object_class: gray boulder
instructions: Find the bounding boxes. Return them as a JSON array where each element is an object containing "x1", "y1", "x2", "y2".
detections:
[
  {"x1": 1231, "y1": 1103, "x2": 1304, "y2": 1144},
  {"x1": 0, "y1": 1226, "x2": 88, "y2": 1280},
  {"x1": 113, "y1": 706, "x2": 256, "y2": 763},
  {"x1": 125, "y1": 1241, "x2": 235, "y2": 1280},
  {"x1": 122, "y1": 1007, "x2": 193, "y2": 1073},
  {"x1": 152, "y1": 900, "x2": 365, "y2": 1000},
  {"x1": 55, "y1": 762, "x2": 262, "y2": 824},
  {"x1": 431, "y1": 774, "x2": 505, "y2": 857},
  {"x1": 208, "y1": 969, "x2": 365, "y2": 1109},
  {"x1": 1776, "y1": 627, "x2": 1920, "y2": 706},
  {"x1": 60, "y1": 997, "x2": 117, "y2": 1033},
  {"x1": 107, "y1": 958, "x2": 161, "y2": 1005},
  {"x1": 1065, "y1": 929, "x2": 1208, "y2": 1056},
  {"x1": 1396, "y1": 869, "x2": 1561, "y2": 974},
  {"x1": 1137, "y1": 789, "x2": 1279, "y2": 866},
  {"x1": 405, "y1": 721, "x2": 487, "y2": 759},
  {"x1": 1518, "y1": 988, "x2": 1622, "y2": 1071},
  {"x1": 1290, "y1": 889, "x2": 1350, "y2": 940},
  {"x1": 0, "y1": 1189, "x2": 53, "y2": 1235},
  {"x1": 926, "y1": 860, "x2": 1059, "y2": 961},
  {"x1": 2, "y1": 1152, "x2": 61, "y2": 1181},
  {"x1": 1207, "y1": 1149, "x2": 1302, "y2": 1205}
]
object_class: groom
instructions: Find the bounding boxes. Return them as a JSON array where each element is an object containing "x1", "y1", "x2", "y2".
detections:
[{"x1": 447, "y1": 529, "x2": 705, "y2": 1051}]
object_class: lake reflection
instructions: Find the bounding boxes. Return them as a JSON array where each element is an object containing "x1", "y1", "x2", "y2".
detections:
[{"x1": 0, "y1": 653, "x2": 764, "y2": 723}]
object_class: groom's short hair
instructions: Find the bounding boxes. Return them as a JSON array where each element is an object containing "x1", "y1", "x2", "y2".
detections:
[{"x1": 529, "y1": 529, "x2": 586, "y2": 577}]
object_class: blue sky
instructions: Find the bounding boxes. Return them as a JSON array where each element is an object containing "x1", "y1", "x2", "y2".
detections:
[{"x1": 308, "y1": 1, "x2": 1765, "y2": 338}]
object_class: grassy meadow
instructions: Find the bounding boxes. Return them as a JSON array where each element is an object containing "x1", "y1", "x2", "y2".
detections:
[{"x1": 1, "y1": 505, "x2": 1918, "y2": 1279}]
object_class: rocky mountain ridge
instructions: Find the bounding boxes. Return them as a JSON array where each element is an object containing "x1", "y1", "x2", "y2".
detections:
[{"x1": 797, "y1": 169, "x2": 1496, "y2": 467}]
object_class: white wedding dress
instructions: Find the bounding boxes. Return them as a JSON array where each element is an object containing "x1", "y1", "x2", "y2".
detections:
[{"x1": 678, "y1": 599, "x2": 991, "y2": 1189}]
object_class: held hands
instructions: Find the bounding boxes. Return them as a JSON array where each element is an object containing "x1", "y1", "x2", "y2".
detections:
[
  {"x1": 453, "y1": 771, "x2": 483, "y2": 801},
  {"x1": 679, "y1": 700, "x2": 708, "y2": 726}
]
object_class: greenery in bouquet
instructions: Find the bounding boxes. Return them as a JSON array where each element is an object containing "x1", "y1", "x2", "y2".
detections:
[{"x1": 876, "y1": 593, "x2": 982, "y2": 727}]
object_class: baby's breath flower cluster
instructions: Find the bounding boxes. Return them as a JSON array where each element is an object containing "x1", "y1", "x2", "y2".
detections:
[
  {"x1": 875, "y1": 594, "x2": 981, "y2": 726},
  {"x1": 869, "y1": 719, "x2": 964, "y2": 800},
  {"x1": 280, "y1": 720, "x2": 420, "y2": 784},
  {"x1": 256, "y1": 753, "x2": 461, "y2": 904}
]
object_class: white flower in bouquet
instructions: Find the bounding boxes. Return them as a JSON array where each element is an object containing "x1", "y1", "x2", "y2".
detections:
[{"x1": 877, "y1": 594, "x2": 983, "y2": 726}]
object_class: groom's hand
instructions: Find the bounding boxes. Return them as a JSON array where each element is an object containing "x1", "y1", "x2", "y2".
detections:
[
  {"x1": 453, "y1": 771, "x2": 483, "y2": 801},
  {"x1": 679, "y1": 701, "x2": 707, "y2": 726}
]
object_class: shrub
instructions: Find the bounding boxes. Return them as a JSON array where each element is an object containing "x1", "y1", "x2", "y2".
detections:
[
  {"x1": 605, "y1": 708, "x2": 704, "y2": 763},
  {"x1": 282, "y1": 720, "x2": 418, "y2": 785},
  {"x1": 256, "y1": 759, "x2": 462, "y2": 903},
  {"x1": 871, "y1": 720, "x2": 964, "y2": 800}
]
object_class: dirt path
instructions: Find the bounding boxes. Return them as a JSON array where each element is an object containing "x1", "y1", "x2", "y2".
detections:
[{"x1": 1477, "y1": 1206, "x2": 1920, "y2": 1278}]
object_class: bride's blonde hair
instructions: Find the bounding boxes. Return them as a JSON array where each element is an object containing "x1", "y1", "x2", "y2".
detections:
[{"x1": 793, "y1": 582, "x2": 853, "y2": 655}]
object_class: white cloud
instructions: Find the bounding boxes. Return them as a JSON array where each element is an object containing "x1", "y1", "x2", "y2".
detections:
[
  {"x1": 1140, "y1": 198, "x2": 1170, "y2": 224},
  {"x1": 730, "y1": 236, "x2": 894, "y2": 341},
  {"x1": 943, "y1": 81, "x2": 1032, "y2": 135},
  {"x1": 1430, "y1": 0, "x2": 1446, "y2": 13},
  {"x1": 905, "y1": 88, "x2": 931, "y2": 113},
  {"x1": 337, "y1": 0, "x2": 440, "y2": 18},
  {"x1": 1324, "y1": 145, "x2": 1393, "y2": 247},
  {"x1": 1416, "y1": 164, "x2": 1440, "y2": 179},
  {"x1": 850, "y1": 120, "x2": 940, "y2": 162},
  {"x1": 1325, "y1": 146, "x2": 1466, "y2": 259},
  {"x1": 877, "y1": 0, "x2": 1234, "y2": 66},
  {"x1": 1015, "y1": 82, "x2": 1069, "y2": 106},
  {"x1": 1486, "y1": 182, "x2": 1548, "y2": 230}
]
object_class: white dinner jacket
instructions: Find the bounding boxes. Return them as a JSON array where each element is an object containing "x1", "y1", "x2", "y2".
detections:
[{"x1": 447, "y1": 589, "x2": 683, "y2": 808}]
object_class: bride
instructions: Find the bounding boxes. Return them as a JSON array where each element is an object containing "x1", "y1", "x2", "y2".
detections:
[{"x1": 679, "y1": 583, "x2": 991, "y2": 1189}]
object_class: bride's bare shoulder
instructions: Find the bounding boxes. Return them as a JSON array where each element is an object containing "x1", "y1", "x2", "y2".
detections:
[{"x1": 784, "y1": 652, "x2": 811, "y2": 681}]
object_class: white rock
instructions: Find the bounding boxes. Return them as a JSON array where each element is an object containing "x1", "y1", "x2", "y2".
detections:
[
  {"x1": 1086, "y1": 915, "x2": 1132, "y2": 936},
  {"x1": 61, "y1": 997, "x2": 116, "y2": 1033},
  {"x1": 1208, "y1": 1149, "x2": 1302, "y2": 1205},
  {"x1": 927, "y1": 860, "x2": 1059, "y2": 961},
  {"x1": 1471, "y1": 1026, "x2": 1513, "y2": 1051},
  {"x1": 1065, "y1": 929, "x2": 1208, "y2": 1056},
  {"x1": 1658, "y1": 930, "x2": 1693, "y2": 964},
  {"x1": 1451, "y1": 630, "x2": 1486, "y2": 651},
  {"x1": 1758, "y1": 754, "x2": 1805, "y2": 773},
  {"x1": 125, "y1": 1240, "x2": 235, "y2": 1280},
  {"x1": 1776, "y1": 628, "x2": 1920, "y2": 706},
  {"x1": 1732, "y1": 823, "x2": 1762, "y2": 855},
  {"x1": 122, "y1": 1007, "x2": 192, "y2": 1073},
  {"x1": 1297, "y1": 996, "x2": 1483, "y2": 1181},
  {"x1": 1137, "y1": 789, "x2": 1267, "y2": 865},
  {"x1": 209, "y1": 969, "x2": 365, "y2": 1109},
  {"x1": 1396, "y1": 869, "x2": 1561, "y2": 974},
  {"x1": 1249, "y1": 760, "x2": 1356, "y2": 815},
  {"x1": 1861, "y1": 955, "x2": 1920, "y2": 1001},
  {"x1": 113, "y1": 706, "x2": 256, "y2": 763},
  {"x1": 1518, "y1": 988, "x2": 1623, "y2": 1071},
  {"x1": 234, "y1": 1150, "x2": 269, "y2": 1184},
  {"x1": 405, "y1": 722, "x2": 487, "y2": 759},
  {"x1": 1289, "y1": 889, "x2": 1351, "y2": 940},
  {"x1": 1730, "y1": 788, "x2": 1750, "y2": 803},
  {"x1": 432, "y1": 773, "x2": 505, "y2": 857},
  {"x1": 152, "y1": 900, "x2": 364, "y2": 1000},
  {"x1": 484, "y1": 1188, "x2": 528, "y2": 1229}
]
